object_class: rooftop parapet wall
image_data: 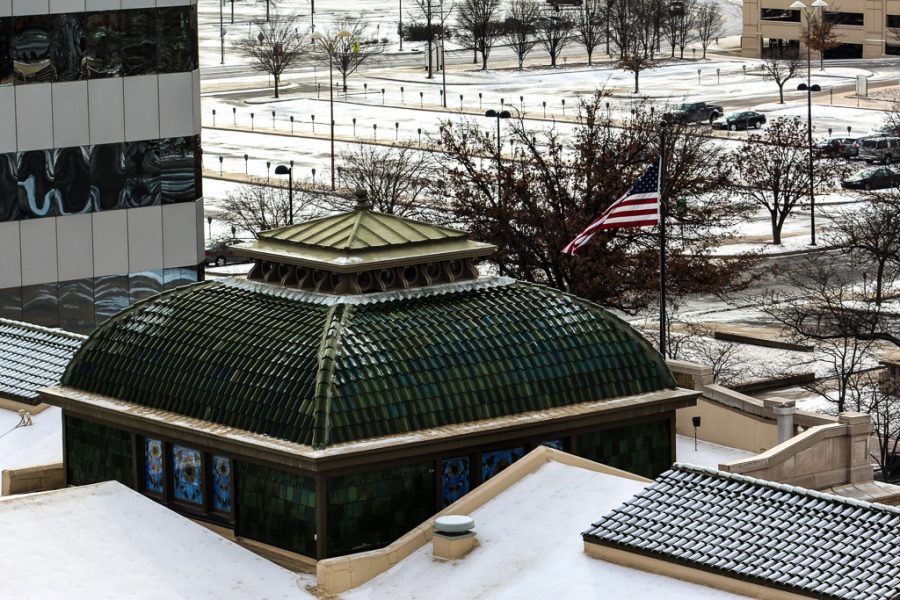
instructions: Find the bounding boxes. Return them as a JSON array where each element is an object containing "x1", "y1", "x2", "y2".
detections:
[{"x1": 719, "y1": 412, "x2": 874, "y2": 490}]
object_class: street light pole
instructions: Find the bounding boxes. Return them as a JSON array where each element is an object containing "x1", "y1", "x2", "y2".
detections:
[
  {"x1": 219, "y1": 0, "x2": 224, "y2": 65},
  {"x1": 791, "y1": 0, "x2": 827, "y2": 246},
  {"x1": 485, "y1": 109, "x2": 512, "y2": 272},
  {"x1": 275, "y1": 163, "x2": 294, "y2": 224},
  {"x1": 312, "y1": 30, "x2": 352, "y2": 191},
  {"x1": 399, "y1": 0, "x2": 403, "y2": 51}
]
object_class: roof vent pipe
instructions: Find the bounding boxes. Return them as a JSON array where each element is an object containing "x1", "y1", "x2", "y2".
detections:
[
  {"x1": 433, "y1": 515, "x2": 477, "y2": 560},
  {"x1": 771, "y1": 400, "x2": 797, "y2": 444}
]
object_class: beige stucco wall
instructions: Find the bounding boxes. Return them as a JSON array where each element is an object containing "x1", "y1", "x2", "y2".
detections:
[
  {"x1": 1, "y1": 463, "x2": 64, "y2": 496},
  {"x1": 742, "y1": 0, "x2": 889, "y2": 58},
  {"x1": 677, "y1": 397, "x2": 779, "y2": 454}
]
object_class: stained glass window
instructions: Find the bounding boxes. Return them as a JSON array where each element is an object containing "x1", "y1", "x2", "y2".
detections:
[
  {"x1": 144, "y1": 438, "x2": 165, "y2": 494},
  {"x1": 541, "y1": 439, "x2": 566, "y2": 451},
  {"x1": 441, "y1": 456, "x2": 470, "y2": 508},
  {"x1": 172, "y1": 445, "x2": 203, "y2": 505},
  {"x1": 211, "y1": 455, "x2": 232, "y2": 513},
  {"x1": 482, "y1": 447, "x2": 525, "y2": 481}
]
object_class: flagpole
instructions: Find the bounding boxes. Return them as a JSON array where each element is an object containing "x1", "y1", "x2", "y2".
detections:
[{"x1": 658, "y1": 127, "x2": 668, "y2": 359}]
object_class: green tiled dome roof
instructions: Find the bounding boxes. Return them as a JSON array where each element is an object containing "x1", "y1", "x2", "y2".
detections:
[{"x1": 62, "y1": 279, "x2": 674, "y2": 448}]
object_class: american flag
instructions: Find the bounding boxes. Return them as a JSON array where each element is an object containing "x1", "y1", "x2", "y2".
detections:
[{"x1": 561, "y1": 162, "x2": 661, "y2": 256}]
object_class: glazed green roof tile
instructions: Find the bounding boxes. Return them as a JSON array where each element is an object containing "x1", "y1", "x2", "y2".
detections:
[
  {"x1": 0, "y1": 319, "x2": 85, "y2": 403},
  {"x1": 62, "y1": 278, "x2": 675, "y2": 448}
]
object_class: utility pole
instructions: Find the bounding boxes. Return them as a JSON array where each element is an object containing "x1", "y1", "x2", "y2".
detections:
[
  {"x1": 219, "y1": 0, "x2": 224, "y2": 65},
  {"x1": 426, "y1": 0, "x2": 433, "y2": 78},
  {"x1": 440, "y1": 0, "x2": 447, "y2": 106},
  {"x1": 399, "y1": 0, "x2": 404, "y2": 51}
]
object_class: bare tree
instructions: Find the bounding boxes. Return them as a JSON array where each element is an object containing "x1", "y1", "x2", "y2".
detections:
[
  {"x1": 504, "y1": 0, "x2": 541, "y2": 70},
  {"x1": 335, "y1": 142, "x2": 442, "y2": 219},
  {"x1": 457, "y1": 0, "x2": 503, "y2": 70},
  {"x1": 801, "y1": 12, "x2": 839, "y2": 70},
  {"x1": 536, "y1": 6, "x2": 575, "y2": 67},
  {"x1": 411, "y1": 0, "x2": 453, "y2": 78},
  {"x1": 694, "y1": 1, "x2": 724, "y2": 59},
  {"x1": 760, "y1": 46, "x2": 801, "y2": 104},
  {"x1": 827, "y1": 198, "x2": 900, "y2": 306},
  {"x1": 663, "y1": 0, "x2": 697, "y2": 59},
  {"x1": 860, "y1": 371, "x2": 900, "y2": 478},
  {"x1": 314, "y1": 17, "x2": 385, "y2": 92},
  {"x1": 731, "y1": 117, "x2": 839, "y2": 244},
  {"x1": 617, "y1": 0, "x2": 658, "y2": 92},
  {"x1": 575, "y1": 0, "x2": 606, "y2": 65},
  {"x1": 219, "y1": 177, "x2": 318, "y2": 238},
  {"x1": 761, "y1": 255, "x2": 883, "y2": 412},
  {"x1": 233, "y1": 13, "x2": 307, "y2": 98}
]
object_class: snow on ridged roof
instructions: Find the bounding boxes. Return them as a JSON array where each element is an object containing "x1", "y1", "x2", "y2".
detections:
[
  {"x1": 583, "y1": 463, "x2": 900, "y2": 600},
  {"x1": 0, "y1": 318, "x2": 84, "y2": 403}
]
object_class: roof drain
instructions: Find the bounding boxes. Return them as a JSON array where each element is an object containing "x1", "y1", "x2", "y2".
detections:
[{"x1": 433, "y1": 515, "x2": 477, "y2": 560}]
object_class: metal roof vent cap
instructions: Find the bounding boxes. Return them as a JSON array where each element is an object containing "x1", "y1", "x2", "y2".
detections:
[
  {"x1": 433, "y1": 515, "x2": 477, "y2": 560},
  {"x1": 354, "y1": 188, "x2": 371, "y2": 211}
]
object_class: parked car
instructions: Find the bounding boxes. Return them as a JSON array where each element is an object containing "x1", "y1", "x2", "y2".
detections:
[
  {"x1": 712, "y1": 111, "x2": 766, "y2": 131},
  {"x1": 858, "y1": 137, "x2": 900, "y2": 164},
  {"x1": 871, "y1": 123, "x2": 899, "y2": 136},
  {"x1": 662, "y1": 101, "x2": 724, "y2": 125},
  {"x1": 841, "y1": 166, "x2": 900, "y2": 190},
  {"x1": 205, "y1": 239, "x2": 252, "y2": 267},
  {"x1": 814, "y1": 137, "x2": 860, "y2": 159}
]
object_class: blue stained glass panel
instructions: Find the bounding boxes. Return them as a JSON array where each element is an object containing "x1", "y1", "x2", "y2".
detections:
[
  {"x1": 441, "y1": 456, "x2": 470, "y2": 508},
  {"x1": 541, "y1": 439, "x2": 566, "y2": 451},
  {"x1": 212, "y1": 455, "x2": 232, "y2": 513},
  {"x1": 144, "y1": 438, "x2": 165, "y2": 494},
  {"x1": 482, "y1": 447, "x2": 526, "y2": 481},
  {"x1": 172, "y1": 445, "x2": 203, "y2": 505}
]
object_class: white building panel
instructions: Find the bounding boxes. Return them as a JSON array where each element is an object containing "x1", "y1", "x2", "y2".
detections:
[
  {"x1": 192, "y1": 69, "x2": 201, "y2": 136},
  {"x1": 127, "y1": 205, "x2": 164, "y2": 272},
  {"x1": 0, "y1": 1, "x2": 11, "y2": 17},
  {"x1": 162, "y1": 201, "x2": 199, "y2": 268},
  {"x1": 121, "y1": 0, "x2": 154, "y2": 8},
  {"x1": 52, "y1": 81, "x2": 90, "y2": 149},
  {"x1": 92, "y1": 210, "x2": 129, "y2": 277},
  {"x1": 0, "y1": 86, "x2": 16, "y2": 154},
  {"x1": 11, "y1": 0, "x2": 47, "y2": 16},
  {"x1": 158, "y1": 72, "x2": 195, "y2": 139},
  {"x1": 20, "y1": 217, "x2": 58, "y2": 286},
  {"x1": 85, "y1": 0, "x2": 119, "y2": 11},
  {"x1": 15, "y1": 84, "x2": 53, "y2": 152},
  {"x1": 56, "y1": 214, "x2": 94, "y2": 281},
  {"x1": 50, "y1": 0, "x2": 82, "y2": 12},
  {"x1": 88, "y1": 78, "x2": 125, "y2": 146},
  {"x1": 123, "y1": 75, "x2": 160, "y2": 142},
  {"x1": 0, "y1": 221, "x2": 21, "y2": 288}
]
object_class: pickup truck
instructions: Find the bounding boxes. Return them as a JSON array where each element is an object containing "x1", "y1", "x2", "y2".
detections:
[{"x1": 662, "y1": 101, "x2": 724, "y2": 125}]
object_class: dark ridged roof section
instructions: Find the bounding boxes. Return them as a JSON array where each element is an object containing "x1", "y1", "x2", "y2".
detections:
[
  {"x1": 0, "y1": 319, "x2": 84, "y2": 403},
  {"x1": 63, "y1": 282, "x2": 330, "y2": 442},
  {"x1": 328, "y1": 283, "x2": 674, "y2": 444},
  {"x1": 62, "y1": 280, "x2": 674, "y2": 447},
  {"x1": 583, "y1": 464, "x2": 900, "y2": 600}
]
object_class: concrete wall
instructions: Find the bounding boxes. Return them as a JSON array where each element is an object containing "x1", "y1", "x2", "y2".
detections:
[
  {"x1": 1, "y1": 462, "x2": 64, "y2": 495},
  {"x1": 719, "y1": 412, "x2": 874, "y2": 488}
]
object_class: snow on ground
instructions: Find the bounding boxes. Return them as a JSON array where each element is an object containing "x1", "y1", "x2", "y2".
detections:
[
  {"x1": 677, "y1": 434, "x2": 755, "y2": 469},
  {"x1": 0, "y1": 407, "x2": 62, "y2": 493},
  {"x1": 0, "y1": 481, "x2": 313, "y2": 600},
  {"x1": 345, "y1": 461, "x2": 748, "y2": 600}
]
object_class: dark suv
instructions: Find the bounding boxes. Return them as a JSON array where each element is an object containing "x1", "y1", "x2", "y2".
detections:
[
  {"x1": 205, "y1": 240, "x2": 251, "y2": 267},
  {"x1": 814, "y1": 137, "x2": 860, "y2": 159}
]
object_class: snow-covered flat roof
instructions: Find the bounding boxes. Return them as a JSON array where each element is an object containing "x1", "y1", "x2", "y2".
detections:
[
  {"x1": 0, "y1": 482, "x2": 314, "y2": 600},
  {"x1": 676, "y1": 434, "x2": 755, "y2": 469},
  {"x1": 0, "y1": 406, "x2": 62, "y2": 494},
  {"x1": 344, "y1": 460, "x2": 748, "y2": 600}
]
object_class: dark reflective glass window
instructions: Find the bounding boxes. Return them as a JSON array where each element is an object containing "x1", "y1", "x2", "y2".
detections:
[
  {"x1": 59, "y1": 278, "x2": 95, "y2": 334},
  {"x1": 121, "y1": 9, "x2": 156, "y2": 77},
  {"x1": 90, "y1": 143, "x2": 127, "y2": 211},
  {"x1": 760, "y1": 8, "x2": 800, "y2": 22},
  {"x1": 53, "y1": 147, "x2": 93, "y2": 216},
  {"x1": 163, "y1": 266, "x2": 198, "y2": 290},
  {"x1": 22, "y1": 282, "x2": 59, "y2": 327},
  {"x1": 0, "y1": 286, "x2": 22, "y2": 321},
  {"x1": 83, "y1": 12, "x2": 121, "y2": 79},
  {"x1": 887, "y1": 44, "x2": 900, "y2": 56},
  {"x1": 13, "y1": 15, "x2": 54, "y2": 84},
  {"x1": 0, "y1": 18, "x2": 12, "y2": 85},
  {"x1": 95, "y1": 274, "x2": 128, "y2": 324},
  {"x1": 50, "y1": 13, "x2": 87, "y2": 82},
  {"x1": 160, "y1": 136, "x2": 197, "y2": 204},
  {"x1": 0, "y1": 153, "x2": 18, "y2": 221},
  {"x1": 825, "y1": 11, "x2": 864, "y2": 26},
  {"x1": 157, "y1": 6, "x2": 196, "y2": 73},
  {"x1": 16, "y1": 150, "x2": 57, "y2": 218},
  {"x1": 889, "y1": 15, "x2": 900, "y2": 28},
  {"x1": 129, "y1": 270, "x2": 163, "y2": 303},
  {"x1": 123, "y1": 140, "x2": 161, "y2": 208}
]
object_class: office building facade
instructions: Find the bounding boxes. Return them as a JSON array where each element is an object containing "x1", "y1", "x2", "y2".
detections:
[{"x1": 0, "y1": 0, "x2": 203, "y2": 333}]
